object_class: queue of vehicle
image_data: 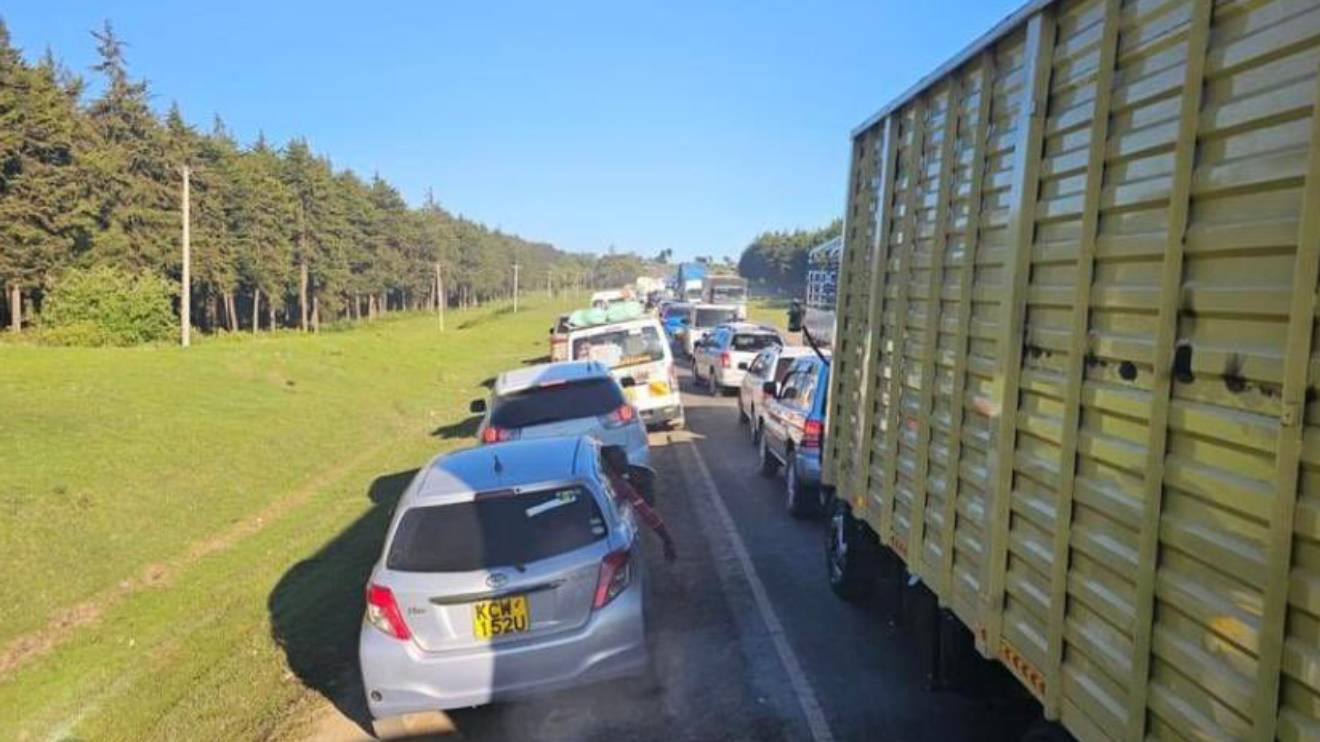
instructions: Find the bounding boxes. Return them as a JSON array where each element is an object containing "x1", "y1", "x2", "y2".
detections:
[{"x1": 362, "y1": 293, "x2": 686, "y2": 726}]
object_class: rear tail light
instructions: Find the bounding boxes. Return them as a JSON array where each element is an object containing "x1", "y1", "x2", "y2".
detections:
[
  {"x1": 593, "y1": 550, "x2": 632, "y2": 608},
  {"x1": 720, "y1": 351, "x2": 732, "y2": 369},
  {"x1": 602, "y1": 404, "x2": 637, "y2": 428},
  {"x1": 365, "y1": 583, "x2": 412, "y2": 640},
  {"x1": 802, "y1": 419, "x2": 823, "y2": 450},
  {"x1": 481, "y1": 426, "x2": 518, "y2": 444}
]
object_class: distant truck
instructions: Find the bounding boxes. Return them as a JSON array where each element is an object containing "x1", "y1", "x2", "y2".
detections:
[
  {"x1": 813, "y1": 2, "x2": 1320, "y2": 741},
  {"x1": 674, "y1": 262, "x2": 707, "y2": 302},
  {"x1": 802, "y1": 236, "x2": 840, "y2": 348},
  {"x1": 700, "y1": 275, "x2": 747, "y2": 306}
]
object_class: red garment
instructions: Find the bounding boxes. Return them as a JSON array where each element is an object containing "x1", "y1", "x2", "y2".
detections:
[{"x1": 607, "y1": 471, "x2": 677, "y2": 561}]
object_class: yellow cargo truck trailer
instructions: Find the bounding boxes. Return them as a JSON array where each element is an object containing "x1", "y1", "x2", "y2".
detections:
[{"x1": 818, "y1": 0, "x2": 1320, "y2": 739}]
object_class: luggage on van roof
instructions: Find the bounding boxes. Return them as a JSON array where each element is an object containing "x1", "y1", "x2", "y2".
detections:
[{"x1": 567, "y1": 301, "x2": 644, "y2": 329}]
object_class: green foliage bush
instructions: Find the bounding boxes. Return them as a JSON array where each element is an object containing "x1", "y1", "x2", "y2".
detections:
[{"x1": 40, "y1": 266, "x2": 177, "y2": 346}]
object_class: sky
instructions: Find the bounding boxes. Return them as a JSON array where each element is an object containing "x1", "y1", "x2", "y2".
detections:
[{"x1": 3, "y1": 0, "x2": 1022, "y2": 260}]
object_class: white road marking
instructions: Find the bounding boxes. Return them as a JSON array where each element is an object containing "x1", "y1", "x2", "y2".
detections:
[{"x1": 680, "y1": 435, "x2": 836, "y2": 742}]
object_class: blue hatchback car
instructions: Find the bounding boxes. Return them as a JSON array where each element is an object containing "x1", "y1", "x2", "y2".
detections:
[{"x1": 757, "y1": 353, "x2": 830, "y2": 518}]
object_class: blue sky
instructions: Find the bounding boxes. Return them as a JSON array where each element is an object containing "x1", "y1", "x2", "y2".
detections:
[{"x1": 4, "y1": 1, "x2": 1021, "y2": 260}]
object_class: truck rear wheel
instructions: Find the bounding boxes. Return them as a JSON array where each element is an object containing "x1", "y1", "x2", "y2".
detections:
[{"x1": 826, "y1": 499, "x2": 877, "y2": 601}]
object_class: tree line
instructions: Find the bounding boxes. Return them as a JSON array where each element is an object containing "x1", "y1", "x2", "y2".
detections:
[
  {"x1": 0, "y1": 20, "x2": 602, "y2": 336},
  {"x1": 736, "y1": 219, "x2": 841, "y2": 296}
]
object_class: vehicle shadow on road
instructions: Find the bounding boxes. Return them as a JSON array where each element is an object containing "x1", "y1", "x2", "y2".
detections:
[{"x1": 268, "y1": 468, "x2": 419, "y2": 737}]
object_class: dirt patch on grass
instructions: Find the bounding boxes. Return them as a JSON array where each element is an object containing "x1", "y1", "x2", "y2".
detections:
[{"x1": 0, "y1": 439, "x2": 390, "y2": 682}]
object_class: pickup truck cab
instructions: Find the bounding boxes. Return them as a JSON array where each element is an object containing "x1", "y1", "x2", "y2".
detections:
[
  {"x1": 758, "y1": 353, "x2": 830, "y2": 518},
  {"x1": 691, "y1": 322, "x2": 782, "y2": 395},
  {"x1": 566, "y1": 317, "x2": 684, "y2": 430}
]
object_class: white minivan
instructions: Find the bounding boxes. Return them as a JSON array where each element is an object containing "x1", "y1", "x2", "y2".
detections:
[{"x1": 567, "y1": 317, "x2": 684, "y2": 429}]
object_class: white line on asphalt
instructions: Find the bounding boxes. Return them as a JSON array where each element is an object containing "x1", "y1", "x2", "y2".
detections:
[{"x1": 682, "y1": 438, "x2": 836, "y2": 742}]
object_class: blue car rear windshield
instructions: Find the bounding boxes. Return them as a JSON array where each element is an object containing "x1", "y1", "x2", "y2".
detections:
[
  {"x1": 490, "y1": 378, "x2": 624, "y2": 429},
  {"x1": 387, "y1": 486, "x2": 606, "y2": 571}
]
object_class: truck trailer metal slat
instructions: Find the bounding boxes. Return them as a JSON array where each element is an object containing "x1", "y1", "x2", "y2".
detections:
[{"x1": 824, "y1": 0, "x2": 1320, "y2": 738}]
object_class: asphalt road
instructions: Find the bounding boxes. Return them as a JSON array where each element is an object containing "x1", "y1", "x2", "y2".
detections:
[{"x1": 353, "y1": 366, "x2": 1047, "y2": 742}]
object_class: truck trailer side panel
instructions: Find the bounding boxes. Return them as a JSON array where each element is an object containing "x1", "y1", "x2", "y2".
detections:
[{"x1": 824, "y1": 0, "x2": 1320, "y2": 739}]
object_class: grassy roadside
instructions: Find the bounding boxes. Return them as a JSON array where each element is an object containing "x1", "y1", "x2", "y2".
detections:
[
  {"x1": 745, "y1": 298, "x2": 790, "y2": 331},
  {"x1": 0, "y1": 297, "x2": 578, "y2": 740}
]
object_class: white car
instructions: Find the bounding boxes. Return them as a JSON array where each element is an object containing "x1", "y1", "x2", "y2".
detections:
[
  {"x1": 359, "y1": 436, "x2": 648, "y2": 717},
  {"x1": 680, "y1": 303, "x2": 741, "y2": 358},
  {"x1": 471, "y1": 360, "x2": 649, "y2": 467},
  {"x1": 692, "y1": 322, "x2": 783, "y2": 395},
  {"x1": 738, "y1": 345, "x2": 815, "y2": 443},
  {"x1": 566, "y1": 317, "x2": 684, "y2": 429}
]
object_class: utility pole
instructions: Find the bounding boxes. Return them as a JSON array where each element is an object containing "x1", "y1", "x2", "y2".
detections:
[
  {"x1": 180, "y1": 164, "x2": 191, "y2": 348},
  {"x1": 512, "y1": 262, "x2": 521, "y2": 313},
  {"x1": 435, "y1": 262, "x2": 445, "y2": 331}
]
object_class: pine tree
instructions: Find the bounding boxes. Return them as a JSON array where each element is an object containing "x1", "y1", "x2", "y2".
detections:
[
  {"x1": 0, "y1": 22, "x2": 85, "y2": 331},
  {"x1": 83, "y1": 21, "x2": 176, "y2": 274}
]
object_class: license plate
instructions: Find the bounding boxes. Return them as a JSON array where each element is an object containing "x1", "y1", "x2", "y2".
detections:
[{"x1": 472, "y1": 595, "x2": 529, "y2": 639}]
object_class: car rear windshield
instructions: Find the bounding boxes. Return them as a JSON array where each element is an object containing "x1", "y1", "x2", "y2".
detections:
[
  {"x1": 695, "y1": 308, "x2": 737, "y2": 327},
  {"x1": 572, "y1": 325, "x2": 666, "y2": 368},
  {"x1": 387, "y1": 486, "x2": 606, "y2": 571},
  {"x1": 490, "y1": 378, "x2": 624, "y2": 428},
  {"x1": 733, "y1": 333, "x2": 778, "y2": 352}
]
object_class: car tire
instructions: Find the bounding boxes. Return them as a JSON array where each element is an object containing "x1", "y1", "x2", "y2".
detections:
[
  {"x1": 707, "y1": 371, "x2": 718, "y2": 396},
  {"x1": 758, "y1": 435, "x2": 778, "y2": 477},
  {"x1": 826, "y1": 498, "x2": 877, "y2": 601},
  {"x1": 737, "y1": 399, "x2": 748, "y2": 424},
  {"x1": 785, "y1": 456, "x2": 818, "y2": 518},
  {"x1": 751, "y1": 416, "x2": 762, "y2": 446}
]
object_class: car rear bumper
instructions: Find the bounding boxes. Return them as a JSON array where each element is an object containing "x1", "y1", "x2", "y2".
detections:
[
  {"x1": 361, "y1": 583, "x2": 647, "y2": 717},
  {"x1": 715, "y1": 369, "x2": 746, "y2": 389},
  {"x1": 638, "y1": 402, "x2": 683, "y2": 427}
]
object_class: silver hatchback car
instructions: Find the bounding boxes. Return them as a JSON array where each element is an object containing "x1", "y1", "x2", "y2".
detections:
[{"x1": 359, "y1": 436, "x2": 648, "y2": 718}]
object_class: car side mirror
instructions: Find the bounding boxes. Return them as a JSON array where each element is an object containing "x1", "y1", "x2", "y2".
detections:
[
  {"x1": 738, "y1": 362, "x2": 749, "y2": 370},
  {"x1": 469, "y1": 399, "x2": 487, "y2": 414},
  {"x1": 619, "y1": 376, "x2": 637, "y2": 388},
  {"x1": 762, "y1": 380, "x2": 777, "y2": 396}
]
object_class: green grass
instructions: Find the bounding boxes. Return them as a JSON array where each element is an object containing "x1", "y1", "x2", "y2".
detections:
[
  {"x1": 0, "y1": 297, "x2": 579, "y2": 741},
  {"x1": 745, "y1": 297, "x2": 790, "y2": 331}
]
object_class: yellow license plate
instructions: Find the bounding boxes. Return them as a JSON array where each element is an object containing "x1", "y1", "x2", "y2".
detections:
[{"x1": 472, "y1": 595, "x2": 529, "y2": 640}]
